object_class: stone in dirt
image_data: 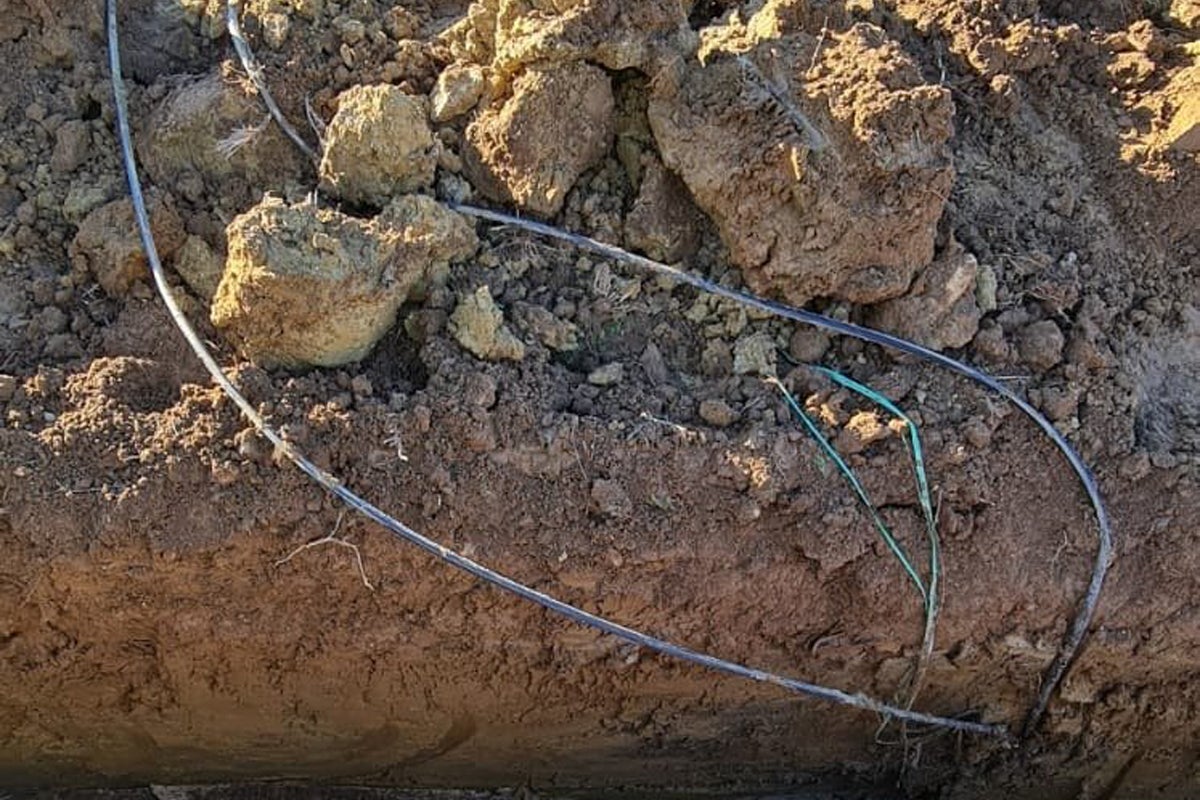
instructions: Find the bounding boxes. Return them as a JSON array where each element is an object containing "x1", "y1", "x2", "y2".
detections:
[
  {"x1": 648, "y1": 7, "x2": 954, "y2": 306},
  {"x1": 513, "y1": 302, "x2": 579, "y2": 352},
  {"x1": 450, "y1": 285, "x2": 526, "y2": 362},
  {"x1": 174, "y1": 235, "x2": 223, "y2": 301},
  {"x1": 866, "y1": 238, "x2": 982, "y2": 351},
  {"x1": 431, "y1": 63, "x2": 487, "y2": 122},
  {"x1": 464, "y1": 61, "x2": 614, "y2": 218},
  {"x1": 69, "y1": 195, "x2": 186, "y2": 297},
  {"x1": 319, "y1": 84, "x2": 438, "y2": 207},
  {"x1": 733, "y1": 333, "x2": 777, "y2": 377},
  {"x1": 699, "y1": 398, "x2": 738, "y2": 428},
  {"x1": 623, "y1": 154, "x2": 702, "y2": 263},
  {"x1": 1017, "y1": 319, "x2": 1066, "y2": 372},
  {"x1": 211, "y1": 195, "x2": 476, "y2": 368}
]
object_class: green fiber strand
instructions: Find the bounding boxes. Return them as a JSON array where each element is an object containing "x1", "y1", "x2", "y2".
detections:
[
  {"x1": 770, "y1": 378, "x2": 929, "y2": 604},
  {"x1": 811, "y1": 369, "x2": 940, "y2": 593}
]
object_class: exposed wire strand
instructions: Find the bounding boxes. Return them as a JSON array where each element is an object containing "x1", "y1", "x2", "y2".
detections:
[{"x1": 106, "y1": 0, "x2": 1008, "y2": 741}]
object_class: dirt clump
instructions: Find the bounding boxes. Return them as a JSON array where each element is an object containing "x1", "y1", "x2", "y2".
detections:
[
  {"x1": 138, "y1": 68, "x2": 307, "y2": 200},
  {"x1": 464, "y1": 61, "x2": 614, "y2": 218},
  {"x1": 449, "y1": 285, "x2": 527, "y2": 362},
  {"x1": 623, "y1": 154, "x2": 703, "y2": 262},
  {"x1": 430, "y1": 62, "x2": 487, "y2": 122},
  {"x1": 866, "y1": 237, "x2": 982, "y2": 350},
  {"x1": 442, "y1": 0, "x2": 694, "y2": 77},
  {"x1": 648, "y1": 11, "x2": 954, "y2": 306},
  {"x1": 318, "y1": 84, "x2": 438, "y2": 206},
  {"x1": 68, "y1": 194, "x2": 186, "y2": 297},
  {"x1": 211, "y1": 194, "x2": 476, "y2": 368},
  {"x1": 4, "y1": 0, "x2": 1200, "y2": 795},
  {"x1": 174, "y1": 234, "x2": 224, "y2": 300}
]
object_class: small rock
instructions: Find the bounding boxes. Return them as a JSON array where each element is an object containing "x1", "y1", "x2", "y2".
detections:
[
  {"x1": 1040, "y1": 385, "x2": 1079, "y2": 422},
  {"x1": 640, "y1": 342, "x2": 669, "y2": 385},
  {"x1": 591, "y1": 478, "x2": 633, "y2": 520},
  {"x1": 0, "y1": 373, "x2": 16, "y2": 402},
  {"x1": 450, "y1": 286, "x2": 526, "y2": 362},
  {"x1": 835, "y1": 411, "x2": 890, "y2": 454},
  {"x1": 587, "y1": 362, "x2": 624, "y2": 386},
  {"x1": 51, "y1": 120, "x2": 91, "y2": 174},
  {"x1": 733, "y1": 333, "x2": 777, "y2": 376},
  {"x1": 698, "y1": 398, "x2": 738, "y2": 428},
  {"x1": 261, "y1": 12, "x2": 291, "y2": 49},
  {"x1": 430, "y1": 63, "x2": 486, "y2": 122},
  {"x1": 385, "y1": 6, "x2": 420, "y2": 39},
  {"x1": 701, "y1": 339, "x2": 733, "y2": 376},
  {"x1": 463, "y1": 372, "x2": 497, "y2": 409},
  {"x1": 513, "y1": 302, "x2": 579, "y2": 351},
  {"x1": 62, "y1": 183, "x2": 114, "y2": 224},
  {"x1": 788, "y1": 327, "x2": 830, "y2": 363},
  {"x1": 624, "y1": 154, "x2": 701, "y2": 262},
  {"x1": 866, "y1": 239, "x2": 982, "y2": 351},
  {"x1": 975, "y1": 261, "x2": 999, "y2": 312},
  {"x1": 174, "y1": 235, "x2": 223, "y2": 300},
  {"x1": 69, "y1": 195, "x2": 185, "y2": 296},
  {"x1": 1017, "y1": 320, "x2": 1065, "y2": 372},
  {"x1": 972, "y1": 323, "x2": 1010, "y2": 362},
  {"x1": 319, "y1": 84, "x2": 438, "y2": 206},
  {"x1": 43, "y1": 333, "x2": 83, "y2": 360}
]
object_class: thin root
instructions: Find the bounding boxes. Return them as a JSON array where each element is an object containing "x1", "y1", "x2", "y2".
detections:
[{"x1": 275, "y1": 511, "x2": 375, "y2": 591}]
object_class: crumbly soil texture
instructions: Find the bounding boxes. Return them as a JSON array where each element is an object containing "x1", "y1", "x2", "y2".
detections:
[{"x1": 1, "y1": 0, "x2": 1199, "y2": 798}]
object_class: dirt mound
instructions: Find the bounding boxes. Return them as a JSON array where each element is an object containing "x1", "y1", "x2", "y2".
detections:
[{"x1": 1, "y1": 0, "x2": 1199, "y2": 797}]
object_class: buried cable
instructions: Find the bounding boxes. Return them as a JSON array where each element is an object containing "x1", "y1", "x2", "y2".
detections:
[{"x1": 106, "y1": 0, "x2": 1008, "y2": 741}]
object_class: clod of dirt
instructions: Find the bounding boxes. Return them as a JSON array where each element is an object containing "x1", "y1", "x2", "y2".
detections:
[
  {"x1": 445, "y1": 0, "x2": 693, "y2": 77},
  {"x1": 450, "y1": 285, "x2": 526, "y2": 362},
  {"x1": 318, "y1": 84, "x2": 438, "y2": 207},
  {"x1": 624, "y1": 154, "x2": 703, "y2": 262},
  {"x1": 1017, "y1": 319, "x2": 1066, "y2": 372},
  {"x1": 69, "y1": 195, "x2": 185, "y2": 297},
  {"x1": 174, "y1": 235, "x2": 223, "y2": 300},
  {"x1": 464, "y1": 62, "x2": 614, "y2": 218},
  {"x1": 648, "y1": 15, "x2": 954, "y2": 305},
  {"x1": 1170, "y1": 0, "x2": 1200, "y2": 30},
  {"x1": 513, "y1": 302, "x2": 579, "y2": 352},
  {"x1": 1163, "y1": 64, "x2": 1200, "y2": 153},
  {"x1": 866, "y1": 239, "x2": 982, "y2": 351},
  {"x1": 587, "y1": 362, "x2": 624, "y2": 386},
  {"x1": 211, "y1": 195, "x2": 476, "y2": 368},
  {"x1": 590, "y1": 477, "x2": 633, "y2": 520},
  {"x1": 138, "y1": 69, "x2": 306, "y2": 196},
  {"x1": 733, "y1": 333, "x2": 777, "y2": 376},
  {"x1": 50, "y1": 120, "x2": 91, "y2": 175},
  {"x1": 788, "y1": 327, "x2": 830, "y2": 363},
  {"x1": 835, "y1": 411, "x2": 893, "y2": 455},
  {"x1": 430, "y1": 63, "x2": 486, "y2": 122},
  {"x1": 699, "y1": 398, "x2": 738, "y2": 428}
]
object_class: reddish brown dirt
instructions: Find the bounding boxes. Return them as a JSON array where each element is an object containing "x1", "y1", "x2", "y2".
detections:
[{"x1": 1, "y1": 1, "x2": 1199, "y2": 798}]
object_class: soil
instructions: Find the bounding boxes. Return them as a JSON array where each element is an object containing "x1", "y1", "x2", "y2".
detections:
[{"x1": 1, "y1": 0, "x2": 1198, "y2": 798}]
